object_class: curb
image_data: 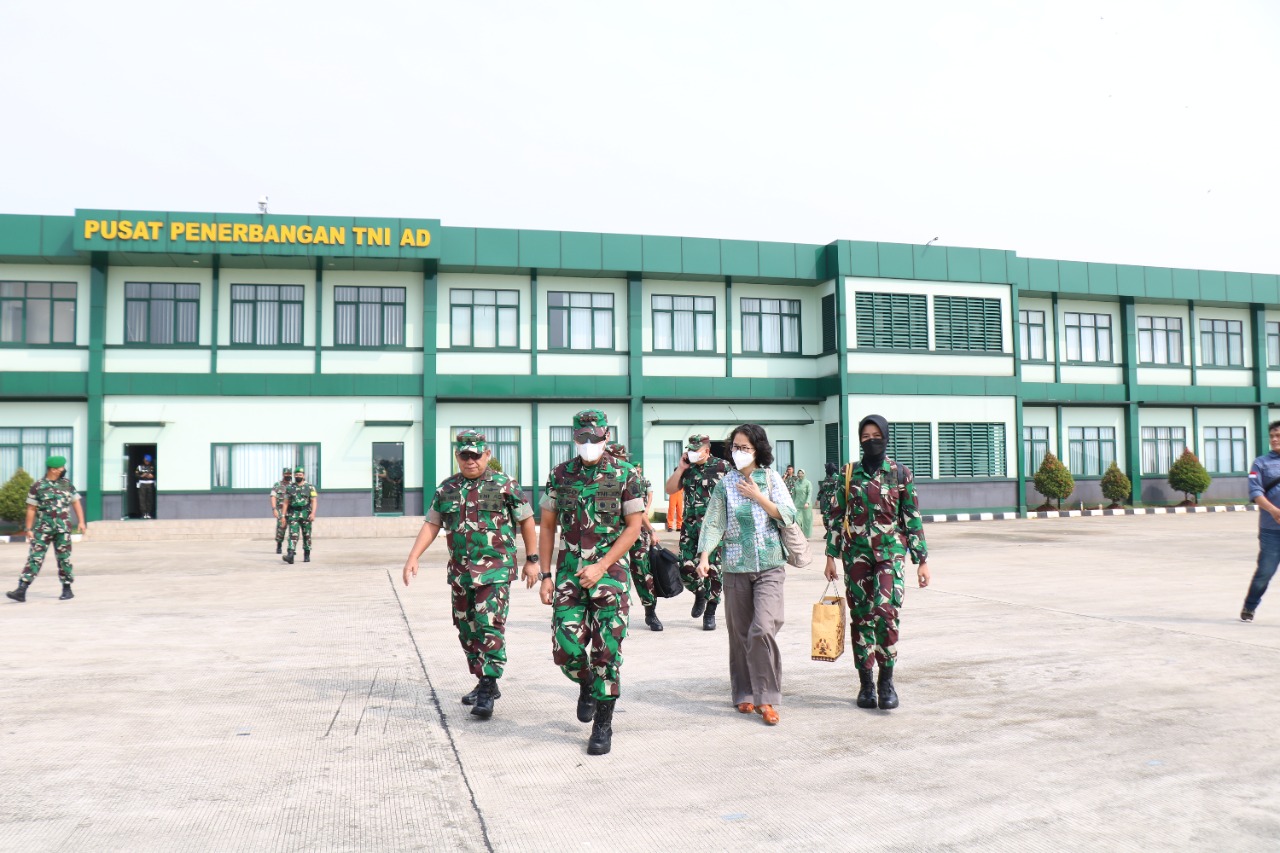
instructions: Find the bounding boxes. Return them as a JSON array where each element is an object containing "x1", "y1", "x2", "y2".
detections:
[
  {"x1": 0, "y1": 534, "x2": 84, "y2": 544},
  {"x1": 924, "y1": 505, "x2": 1257, "y2": 523}
]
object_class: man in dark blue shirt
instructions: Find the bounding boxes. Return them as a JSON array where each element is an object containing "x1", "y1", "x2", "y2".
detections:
[{"x1": 1243, "y1": 420, "x2": 1280, "y2": 621}]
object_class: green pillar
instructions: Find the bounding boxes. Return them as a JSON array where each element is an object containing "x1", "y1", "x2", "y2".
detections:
[
  {"x1": 627, "y1": 273, "x2": 644, "y2": 462},
  {"x1": 1252, "y1": 302, "x2": 1269, "y2": 454},
  {"x1": 1120, "y1": 297, "x2": 1142, "y2": 505},
  {"x1": 210, "y1": 255, "x2": 220, "y2": 374},
  {"x1": 422, "y1": 263, "x2": 438, "y2": 504},
  {"x1": 832, "y1": 245, "x2": 851, "y2": 462},
  {"x1": 86, "y1": 252, "x2": 107, "y2": 522},
  {"x1": 1188, "y1": 300, "x2": 1198, "y2": 386},
  {"x1": 1125, "y1": 402, "x2": 1143, "y2": 505},
  {"x1": 1051, "y1": 291, "x2": 1062, "y2": 384},
  {"x1": 531, "y1": 402, "x2": 540, "y2": 505},
  {"x1": 314, "y1": 258, "x2": 324, "y2": 375},
  {"x1": 1011, "y1": 285, "x2": 1027, "y2": 514},
  {"x1": 725, "y1": 276, "x2": 734, "y2": 379}
]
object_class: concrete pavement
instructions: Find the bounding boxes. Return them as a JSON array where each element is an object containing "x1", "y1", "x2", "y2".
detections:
[{"x1": 0, "y1": 513, "x2": 1276, "y2": 851}]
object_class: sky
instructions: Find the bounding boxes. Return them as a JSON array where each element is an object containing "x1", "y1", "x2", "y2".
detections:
[{"x1": 2, "y1": 1, "x2": 1277, "y2": 273}]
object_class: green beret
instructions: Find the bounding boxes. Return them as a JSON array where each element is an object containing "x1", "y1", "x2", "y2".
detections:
[
  {"x1": 686, "y1": 434, "x2": 710, "y2": 451},
  {"x1": 455, "y1": 429, "x2": 488, "y2": 454},
  {"x1": 46, "y1": 455, "x2": 66, "y2": 469},
  {"x1": 572, "y1": 409, "x2": 609, "y2": 439},
  {"x1": 293, "y1": 466, "x2": 305, "y2": 474}
]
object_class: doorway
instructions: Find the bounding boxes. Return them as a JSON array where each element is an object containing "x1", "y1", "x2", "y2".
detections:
[
  {"x1": 124, "y1": 443, "x2": 157, "y2": 519},
  {"x1": 372, "y1": 442, "x2": 405, "y2": 515},
  {"x1": 710, "y1": 439, "x2": 729, "y2": 462}
]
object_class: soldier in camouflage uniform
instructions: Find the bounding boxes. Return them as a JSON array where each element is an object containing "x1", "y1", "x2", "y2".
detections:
[
  {"x1": 7, "y1": 455, "x2": 86, "y2": 603},
  {"x1": 824, "y1": 415, "x2": 932, "y2": 711},
  {"x1": 817, "y1": 461, "x2": 839, "y2": 531},
  {"x1": 539, "y1": 409, "x2": 645, "y2": 756},
  {"x1": 783, "y1": 465, "x2": 798, "y2": 497},
  {"x1": 281, "y1": 467, "x2": 318, "y2": 564},
  {"x1": 269, "y1": 467, "x2": 292, "y2": 554},
  {"x1": 403, "y1": 429, "x2": 539, "y2": 720},
  {"x1": 664, "y1": 433, "x2": 729, "y2": 630},
  {"x1": 606, "y1": 442, "x2": 662, "y2": 632}
]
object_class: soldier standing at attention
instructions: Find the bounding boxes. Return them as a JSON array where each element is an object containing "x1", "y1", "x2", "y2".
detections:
[
  {"x1": 281, "y1": 466, "x2": 318, "y2": 564},
  {"x1": 664, "y1": 434, "x2": 728, "y2": 630},
  {"x1": 606, "y1": 442, "x2": 662, "y2": 631},
  {"x1": 7, "y1": 456, "x2": 85, "y2": 603},
  {"x1": 269, "y1": 468, "x2": 292, "y2": 555},
  {"x1": 403, "y1": 430, "x2": 539, "y2": 719},
  {"x1": 539, "y1": 410, "x2": 645, "y2": 756},
  {"x1": 136, "y1": 454, "x2": 157, "y2": 519}
]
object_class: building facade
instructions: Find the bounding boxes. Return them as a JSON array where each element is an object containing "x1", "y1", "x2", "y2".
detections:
[{"x1": 0, "y1": 208, "x2": 1273, "y2": 521}]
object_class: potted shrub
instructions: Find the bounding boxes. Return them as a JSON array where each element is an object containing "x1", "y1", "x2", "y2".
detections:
[
  {"x1": 1100, "y1": 461, "x2": 1132, "y2": 509},
  {"x1": 1167, "y1": 449, "x2": 1211, "y2": 506},
  {"x1": 1033, "y1": 452, "x2": 1074, "y2": 511},
  {"x1": 0, "y1": 468, "x2": 35, "y2": 536}
]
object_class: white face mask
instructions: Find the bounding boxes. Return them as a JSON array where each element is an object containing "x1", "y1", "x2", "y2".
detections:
[
  {"x1": 732, "y1": 450, "x2": 754, "y2": 470},
  {"x1": 686, "y1": 449, "x2": 702, "y2": 463},
  {"x1": 577, "y1": 441, "x2": 606, "y2": 462}
]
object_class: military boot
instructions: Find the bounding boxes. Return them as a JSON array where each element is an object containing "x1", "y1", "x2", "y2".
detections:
[
  {"x1": 703, "y1": 600, "x2": 718, "y2": 631},
  {"x1": 275, "y1": 543, "x2": 282, "y2": 555},
  {"x1": 303, "y1": 551, "x2": 311, "y2": 563},
  {"x1": 59, "y1": 583, "x2": 74, "y2": 601},
  {"x1": 644, "y1": 605, "x2": 663, "y2": 632},
  {"x1": 877, "y1": 667, "x2": 899, "y2": 710},
  {"x1": 283, "y1": 549, "x2": 295, "y2": 565},
  {"x1": 576, "y1": 677, "x2": 597, "y2": 723},
  {"x1": 471, "y1": 676, "x2": 498, "y2": 720},
  {"x1": 690, "y1": 589, "x2": 707, "y2": 618},
  {"x1": 587, "y1": 699, "x2": 616, "y2": 756},
  {"x1": 856, "y1": 668, "x2": 877, "y2": 709},
  {"x1": 6, "y1": 580, "x2": 30, "y2": 603}
]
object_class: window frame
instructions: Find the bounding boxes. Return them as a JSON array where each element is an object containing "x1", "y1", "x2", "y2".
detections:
[
  {"x1": 854, "y1": 292, "x2": 929, "y2": 351},
  {"x1": 450, "y1": 426, "x2": 522, "y2": 483},
  {"x1": 934, "y1": 295, "x2": 1002, "y2": 353},
  {"x1": 1140, "y1": 426, "x2": 1187, "y2": 475},
  {"x1": 0, "y1": 426, "x2": 74, "y2": 485},
  {"x1": 547, "y1": 291, "x2": 615, "y2": 352},
  {"x1": 938, "y1": 422, "x2": 1007, "y2": 478},
  {"x1": 549, "y1": 425, "x2": 618, "y2": 471},
  {"x1": 229, "y1": 283, "x2": 306, "y2": 348},
  {"x1": 1066, "y1": 426, "x2": 1117, "y2": 477},
  {"x1": 1062, "y1": 312, "x2": 1114, "y2": 364},
  {"x1": 1023, "y1": 425, "x2": 1049, "y2": 474},
  {"x1": 1202, "y1": 426, "x2": 1247, "y2": 474},
  {"x1": 449, "y1": 288, "x2": 521, "y2": 350},
  {"x1": 0, "y1": 281, "x2": 78, "y2": 347},
  {"x1": 1199, "y1": 318, "x2": 1244, "y2": 367},
  {"x1": 332, "y1": 285, "x2": 408, "y2": 349},
  {"x1": 740, "y1": 297, "x2": 802, "y2": 355},
  {"x1": 1267, "y1": 321, "x2": 1280, "y2": 368},
  {"x1": 124, "y1": 281, "x2": 202, "y2": 347},
  {"x1": 651, "y1": 294, "x2": 716, "y2": 353},
  {"x1": 210, "y1": 442, "x2": 321, "y2": 491},
  {"x1": 773, "y1": 440, "x2": 795, "y2": 472},
  {"x1": 888, "y1": 422, "x2": 933, "y2": 479},
  {"x1": 1136, "y1": 316, "x2": 1184, "y2": 366},
  {"x1": 1018, "y1": 309, "x2": 1047, "y2": 362}
]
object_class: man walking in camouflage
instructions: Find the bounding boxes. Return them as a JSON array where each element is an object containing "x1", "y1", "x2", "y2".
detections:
[
  {"x1": 606, "y1": 442, "x2": 662, "y2": 631},
  {"x1": 539, "y1": 410, "x2": 645, "y2": 755},
  {"x1": 403, "y1": 430, "x2": 539, "y2": 719},
  {"x1": 281, "y1": 467, "x2": 318, "y2": 564},
  {"x1": 269, "y1": 467, "x2": 292, "y2": 555},
  {"x1": 7, "y1": 455, "x2": 86, "y2": 603},
  {"x1": 665, "y1": 434, "x2": 728, "y2": 630}
]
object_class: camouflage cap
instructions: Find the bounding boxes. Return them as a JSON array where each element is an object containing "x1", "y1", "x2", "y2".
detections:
[
  {"x1": 572, "y1": 409, "x2": 609, "y2": 439},
  {"x1": 686, "y1": 434, "x2": 711, "y2": 451},
  {"x1": 455, "y1": 429, "x2": 488, "y2": 454},
  {"x1": 282, "y1": 467, "x2": 293, "y2": 476},
  {"x1": 605, "y1": 442, "x2": 628, "y2": 460}
]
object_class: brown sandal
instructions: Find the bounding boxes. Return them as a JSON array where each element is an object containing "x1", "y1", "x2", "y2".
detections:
[
  {"x1": 756, "y1": 704, "x2": 779, "y2": 725},
  {"x1": 736, "y1": 702, "x2": 755, "y2": 714}
]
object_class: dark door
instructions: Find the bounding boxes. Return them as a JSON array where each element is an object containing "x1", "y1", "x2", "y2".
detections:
[
  {"x1": 710, "y1": 439, "x2": 729, "y2": 462},
  {"x1": 124, "y1": 443, "x2": 157, "y2": 519},
  {"x1": 373, "y1": 442, "x2": 405, "y2": 515}
]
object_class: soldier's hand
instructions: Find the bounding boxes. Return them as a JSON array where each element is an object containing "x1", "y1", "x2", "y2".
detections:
[
  {"x1": 917, "y1": 562, "x2": 931, "y2": 589},
  {"x1": 521, "y1": 561, "x2": 540, "y2": 588},
  {"x1": 539, "y1": 577, "x2": 554, "y2": 606},
  {"x1": 576, "y1": 560, "x2": 607, "y2": 589},
  {"x1": 695, "y1": 558, "x2": 710, "y2": 579},
  {"x1": 77, "y1": 524, "x2": 86, "y2": 535},
  {"x1": 824, "y1": 558, "x2": 839, "y2": 582},
  {"x1": 402, "y1": 557, "x2": 418, "y2": 586}
]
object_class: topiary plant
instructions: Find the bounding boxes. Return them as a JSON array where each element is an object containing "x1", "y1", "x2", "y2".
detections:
[
  {"x1": 1033, "y1": 451, "x2": 1075, "y2": 510},
  {"x1": 1168, "y1": 448, "x2": 1211, "y2": 505},
  {"x1": 1100, "y1": 461, "x2": 1132, "y2": 508},
  {"x1": 487, "y1": 457, "x2": 503, "y2": 473},
  {"x1": 0, "y1": 468, "x2": 35, "y2": 525}
]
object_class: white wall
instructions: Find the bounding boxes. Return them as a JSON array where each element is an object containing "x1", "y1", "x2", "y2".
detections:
[
  {"x1": 538, "y1": 353, "x2": 627, "y2": 375},
  {"x1": 2, "y1": 350, "x2": 89, "y2": 372},
  {"x1": 732, "y1": 356, "x2": 820, "y2": 379},
  {"x1": 105, "y1": 266, "x2": 213, "y2": 346},
  {"x1": 218, "y1": 267, "x2": 316, "y2": 348},
  {"x1": 1022, "y1": 364, "x2": 1055, "y2": 383},
  {"x1": 321, "y1": 350, "x2": 423, "y2": 374},
  {"x1": 0, "y1": 401, "x2": 88, "y2": 483},
  {"x1": 218, "y1": 350, "x2": 313, "y2": 374},
  {"x1": 105, "y1": 349, "x2": 211, "y2": 373},
  {"x1": 847, "y1": 351, "x2": 1014, "y2": 377},
  {"x1": 438, "y1": 351, "x2": 531, "y2": 375},
  {"x1": 642, "y1": 355, "x2": 726, "y2": 377},
  {"x1": 1138, "y1": 367, "x2": 1191, "y2": 386},
  {"x1": 1061, "y1": 365, "x2": 1124, "y2": 385}
]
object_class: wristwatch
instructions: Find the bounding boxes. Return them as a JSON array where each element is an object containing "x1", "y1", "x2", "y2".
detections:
[
  {"x1": 537, "y1": 571, "x2": 553, "y2": 582},
  {"x1": 526, "y1": 554, "x2": 540, "y2": 563}
]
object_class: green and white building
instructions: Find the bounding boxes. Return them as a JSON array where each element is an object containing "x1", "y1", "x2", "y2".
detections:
[{"x1": 0, "y1": 207, "x2": 1272, "y2": 521}]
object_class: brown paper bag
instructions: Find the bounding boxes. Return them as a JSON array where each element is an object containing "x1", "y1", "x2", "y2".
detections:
[{"x1": 811, "y1": 581, "x2": 847, "y2": 662}]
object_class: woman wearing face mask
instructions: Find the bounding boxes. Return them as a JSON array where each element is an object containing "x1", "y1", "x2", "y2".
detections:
[
  {"x1": 793, "y1": 469, "x2": 813, "y2": 538},
  {"x1": 695, "y1": 424, "x2": 797, "y2": 726},
  {"x1": 824, "y1": 414, "x2": 931, "y2": 711}
]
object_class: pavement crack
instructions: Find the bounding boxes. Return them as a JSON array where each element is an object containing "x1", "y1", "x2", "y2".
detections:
[
  {"x1": 354, "y1": 667, "x2": 381, "y2": 736},
  {"x1": 382, "y1": 675, "x2": 399, "y2": 736},
  {"x1": 324, "y1": 687, "x2": 349, "y2": 738}
]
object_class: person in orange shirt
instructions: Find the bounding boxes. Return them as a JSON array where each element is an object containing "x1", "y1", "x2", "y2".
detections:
[{"x1": 666, "y1": 476, "x2": 683, "y2": 531}]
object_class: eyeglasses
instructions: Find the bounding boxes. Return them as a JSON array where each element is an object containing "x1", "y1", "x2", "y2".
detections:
[
  {"x1": 575, "y1": 434, "x2": 606, "y2": 444},
  {"x1": 458, "y1": 452, "x2": 482, "y2": 461},
  {"x1": 731, "y1": 444, "x2": 753, "y2": 453}
]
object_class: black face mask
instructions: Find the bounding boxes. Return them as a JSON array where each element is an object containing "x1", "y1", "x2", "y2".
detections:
[
  {"x1": 860, "y1": 439, "x2": 885, "y2": 457},
  {"x1": 294, "y1": 477, "x2": 304, "y2": 483}
]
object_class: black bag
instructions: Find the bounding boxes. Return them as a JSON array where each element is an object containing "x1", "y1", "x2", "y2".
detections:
[{"x1": 648, "y1": 543, "x2": 684, "y2": 598}]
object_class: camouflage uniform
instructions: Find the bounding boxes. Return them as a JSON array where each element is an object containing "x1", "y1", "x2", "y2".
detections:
[
  {"x1": 541, "y1": 412, "x2": 646, "y2": 702},
  {"x1": 825, "y1": 459, "x2": 927, "y2": 671},
  {"x1": 678, "y1": 436, "x2": 729, "y2": 603},
  {"x1": 428, "y1": 430, "x2": 534, "y2": 680},
  {"x1": 284, "y1": 477, "x2": 318, "y2": 553},
  {"x1": 783, "y1": 471, "x2": 798, "y2": 496},
  {"x1": 22, "y1": 477, "x2": 79, "y2": 586},
  {"x1": 606, "y1": 442, "x2": 656, "y2": 609},
  {"x1": 816, "y1": 473, "x2": 839, "y2": 530},
  {"x1": 270, "y1": 475, "x2": 291, "y2": 548}
]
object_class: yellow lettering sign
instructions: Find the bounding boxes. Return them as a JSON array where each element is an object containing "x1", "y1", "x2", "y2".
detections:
[
  {"x1": 84, "y1": 220, "x2": 101, "y2": 239},
  {"x1": 352, "y1": 226, "x2": 367, "y2": 245}
]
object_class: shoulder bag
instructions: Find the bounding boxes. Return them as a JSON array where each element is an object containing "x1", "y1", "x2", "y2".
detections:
[{"x1": 767, "y1": 469, "x2": 812, "y2": 568}]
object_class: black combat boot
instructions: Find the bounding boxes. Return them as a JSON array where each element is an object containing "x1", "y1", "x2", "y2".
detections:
[
  {"x1": 6, "y1": 580, "x2": 30, "y2": 603},
  {"x1": 587, "y1": 699, "x2": 616, "y2": 756},
  {"x1": 471, "y1": 676, "x2": 498, "y2": 720},
  {"x1": 644, "y1": 605, "x2": 663, "y2": 632},
  {"x1": 703, "y1": 600, "x2": 718, "y2": 631},
  {"x1": 275, "y1": 543, "x2": 282, "y2": 555},
  {"x1": 691, "y1": 589, "x2": 707, "y2": 618},
  {"x1": 462, "y1": 679, "x2": 502, "y2": 706},
  {"x1": 877, "y1": 667, "x2": 899, "y2": 710},
  {"x1": 576, "y1": 678, "x2": 597, "y2": 723},
  {"x1": 856, "y1": 668, "x2": 877, "y2": 709},
  {"x1": 283, "y1": 549, "x2": 295, "y2": 564},
  {"x1": 59, "y1": 583, "x2": 74, "y2": 601},
  {"x1": 303, "y1": 551, "x2": 310, "y2": 563}
]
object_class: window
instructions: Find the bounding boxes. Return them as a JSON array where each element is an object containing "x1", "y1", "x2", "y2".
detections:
[
  {"x1": 1019, "y1": 310, "x2": 1046, "y2": 361},
  {"x1": 888, "y1": 422, "x2": 932, "y2": 478},
  {"x1": 821, "y1": 294, "x2": 837, "y2": 354},
  {"x1": 1023, "y1": 426, "x2": 1049, "y2": 473},
  {"x1": 741, "y1": 298, "x2": 801, "y2": 354},
  {"x1": 1063, "y1": 313, "x2": 1112, "y2": 363},
  {"x1": 1141, "y1": 426, "x2": 1186, "y2": 475},
  {"x1": 1203, "y1": 426, "x2": 1246, "y2": 473},
  {"x1": 550, "y1": 425, "x2": 618, "y2": 469},
  {"x1": 1200, "y1": 318, "x2": 1244, "y2": 367},
  {"x1": 125, "y1": 282, "x2": 199, "y2": 345},
  {"x1": 1268, "y1": 322, "x2": 1280, "y2": 368},
  {"x1": 663, "y1": 440, "x2": 683, "y2": 477},
  {"x1": 825, "y1": 422, "x2": 841, "y2": 466},
  {"x1": 774, "y1": 440, "x2": 795, "y2": 472},
  {"x1": 334, "y1": 286, "x2": 406, "y2": 347},
  {"x1": 935, "y1": 296, "x2": 1002, "y2": 352},
  {"x1": 212, "y1": 443, "x2": 319, "y2": 489},
  {"x1": 938, "y1": 423, "x2": 1006, "y2": 477},
  {"x1": 0, "y1": 427, "x2": 73, "y2": 484},
  {"x1": 1067, "y1": 427, "x2": 1117, "y2": 476},
  {"x1": 1137, "y1": 316, "x2": 1183, "y2": 365},
  {"x1": 548, "y1": 291, "x2": 613, "y2": 350},
  {"x1": 0, "y1": 281, "x2": 76, "y2": 345},
  {"x1": 653, "y1": 295, "x2": 714, "y2": 352},
  {"x1": 855, "y1": 292, "x2": 928, "y2": 350},
  {"x1": 453, "y1": 426, "x2": 521, "y2": 482},
  {"x1": 451, "y1": 289, "x2": 518, "y2": 348},
  {"x1": 231, "y1": 285, "x2": 304, "y2": 346}
]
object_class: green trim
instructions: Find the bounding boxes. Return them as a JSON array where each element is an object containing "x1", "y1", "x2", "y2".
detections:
[
  {"x1": 0, "y1": 343, "x2": 84, "y2": 350},
  {"x1": 1062, "y1": 360, "x2": 1119, "y2": 367},
  {"x1": 443, "y1": 346, "x2": 528, "y2": 353},
  {"x1": 545, "y1": 347, "x2": 623, "y2": 355},
  {"x1": 86, "y1": 252, "x2": 107, "y2": 522},
  {"x1": 224, "y1": 344, "x2": 311, "y2": 351},
  {"x1": 644, "y1": 351, "x2": 726, "y2": 359},
  {"x1": 1252, "y1": 303, "x2": 1269, "y2": 455},
  {"x1": 1196, "y1": 364, "x2": 1252, "y2": 371},
  {"x1": 210, "y1": 255, "x2": 220, "y2": 373},
  {"x1": 725, "y1": 277, "x2": 734, "y2": 378},
  {"x1": 323, "y1": 344, "x2": 416, "y2": 351},
  {"x1": 313, "y1": 259, "x2": 323, "y2": 373},
  {"x1": 1019, "y1": 358, "x2": 1051, "y2": 364},
  {"x1": 1135, "y1": 363, "x2": 1190, "y2": 370},
  {"x1": 531, "y1": 401, "x2": 540, "y2": 506},
  {"x1": 627, "y1": 273, "x2": 644, "y2": 465},
  {"x1": 1011, "y1": 287, "x2": 1027, "y2": 515},
  {"x1": 529, "y1": 271, "x2": 539, "y2": 376},
  {"x1": 422, "y1": 264, "x2": 438, "y2": 494}
]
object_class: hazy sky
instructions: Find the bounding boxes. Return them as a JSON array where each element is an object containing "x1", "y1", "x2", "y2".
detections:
[{"x1": 3, "y1": 1, "x2": 1277, "y2": 273}]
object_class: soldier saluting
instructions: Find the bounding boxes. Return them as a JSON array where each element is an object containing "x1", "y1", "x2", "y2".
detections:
[
  {"x1": 539, "y1": 410, "x2": 645, "y2": 756},
  {"x1": 664, "y1": 434, "x2": 729, "y2": 630},
  {"x1": 7, "y1": 456, "x2": 86, "y2": 603},
  {"x1": 403, "y1": 430, "x2": 538, "y2": 720}
]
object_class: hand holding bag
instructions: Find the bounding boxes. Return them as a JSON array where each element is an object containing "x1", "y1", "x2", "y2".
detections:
[
  {"x1": 811, "y1": 581, "x2": 847, "y2": 662},
  {"x1": 648, "y1": 542, "x2": 684, "y2": 598}
]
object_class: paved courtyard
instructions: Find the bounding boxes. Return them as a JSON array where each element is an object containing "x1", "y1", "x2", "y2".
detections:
[{"x1": 0, "y1": 513, "x2": 1276, "y2": 852}]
